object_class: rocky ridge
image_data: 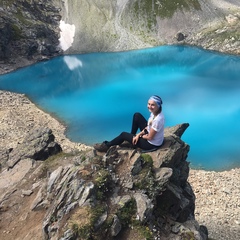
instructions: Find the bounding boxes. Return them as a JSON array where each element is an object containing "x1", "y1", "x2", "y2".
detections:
[{"x1": 0, "y1": 112, "x2": 208, "y2": 240}]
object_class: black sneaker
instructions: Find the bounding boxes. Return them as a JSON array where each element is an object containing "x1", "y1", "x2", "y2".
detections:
[{"x1": 93, "y1": 141, "x2": 110, "y2": 152}]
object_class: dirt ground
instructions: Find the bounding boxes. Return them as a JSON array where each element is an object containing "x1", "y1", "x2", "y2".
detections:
[{"x1": 0, "y1": 161, "x2": 46, "y2": 240}]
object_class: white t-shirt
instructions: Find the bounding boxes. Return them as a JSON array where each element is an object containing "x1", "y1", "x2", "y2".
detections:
[{"x1": 147, "y1": 112, "x2": 165, "y2": 146}]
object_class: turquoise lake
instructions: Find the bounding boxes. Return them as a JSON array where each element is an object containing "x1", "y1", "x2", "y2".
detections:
[{"x1": 0, "y1": 45, "x2": 239, "y2": 171}]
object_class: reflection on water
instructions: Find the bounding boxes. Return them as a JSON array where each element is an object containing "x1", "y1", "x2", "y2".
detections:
[{"x1": 0, "y1": 45, "x2": 239, "y2": 171}]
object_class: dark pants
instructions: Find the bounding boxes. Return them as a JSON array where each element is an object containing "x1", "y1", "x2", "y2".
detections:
[{"x1": 107, "y1": 113, "x2": 157, "y2": 150}]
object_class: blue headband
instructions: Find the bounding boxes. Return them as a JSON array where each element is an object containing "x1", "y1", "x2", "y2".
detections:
[{"x1": 149, "y1": 95, "x2": 162, "y2": 108}]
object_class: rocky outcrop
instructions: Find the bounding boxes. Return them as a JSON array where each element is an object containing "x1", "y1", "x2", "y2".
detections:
[
  {"x1": 0, "y1": 0, "x2": 61, "y2": 65},
  {"x1": 3, "y1": 123, "x2": 206, "y2": 240},
  {"x1": 3, "y1": 127, "x2": 62, "y2": 169}
]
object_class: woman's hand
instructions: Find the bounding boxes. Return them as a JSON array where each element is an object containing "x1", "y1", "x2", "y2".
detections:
[{"x1": 132, "y1": 135, "x2": 140, "y2": 145}]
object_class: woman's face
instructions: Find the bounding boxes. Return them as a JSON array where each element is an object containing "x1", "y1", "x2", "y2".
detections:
[{"x1": 147, "y1": 100, "x2": 159, "y2": 114}]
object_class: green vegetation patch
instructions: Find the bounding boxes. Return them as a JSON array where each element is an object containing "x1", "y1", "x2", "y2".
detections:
[
  {"x1": 93, "y1": 169, "x2": 112, "y2": 201},
  {"x1": 134, "y1": 223, "x2": 154, "y2": 240},
  {"x1": 141, "y1": 153, "x2": 153, "y2": 167},
  {"x1": 133, "y1": 154, "x2": 156, "y2": 198},
  {"x1": 199, "y1": 20, "x2": 240, "y2": 49},
  {"x1": 69, "y1": 204, "x2": 109, "y2": 240},
  {"x1": 133, "y1": 0, "x2": 201, "y2": 19},
  {"x1": 69, "y1": 206, "x2": 92, "y2": 239},
  {"x1": 180, "y1": 230, "x2": 195, "y2": 240},
  {"x1": 121, "y1": 0, "x2": 201, "y2": 45},
  {"x1": 117, "y1": 198, "x2": 137, "y2": 228}
]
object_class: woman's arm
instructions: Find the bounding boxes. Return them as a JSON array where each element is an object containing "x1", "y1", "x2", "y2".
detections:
[{"x1": 142, "y1": 128, "x2": 156, "y2": 140}]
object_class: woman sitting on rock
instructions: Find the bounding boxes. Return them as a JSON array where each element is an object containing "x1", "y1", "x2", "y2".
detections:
[{"x1": 93, "y1": 95, "x2": 165, "y2": 152}]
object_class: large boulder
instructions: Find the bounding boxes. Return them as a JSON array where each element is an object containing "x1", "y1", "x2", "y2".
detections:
[{"x1": 6, "y1": 127, "x2": 62, "y2": 169}]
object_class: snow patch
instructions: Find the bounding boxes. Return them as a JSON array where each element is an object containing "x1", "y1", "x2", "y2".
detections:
[{"x1": 59, "y1": 20, "x2": 76, "y2": 51}]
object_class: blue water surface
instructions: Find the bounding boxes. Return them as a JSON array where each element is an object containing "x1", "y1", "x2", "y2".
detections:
[{"x1": 0, "y1": 45, "x2": 240, "y2": 171}]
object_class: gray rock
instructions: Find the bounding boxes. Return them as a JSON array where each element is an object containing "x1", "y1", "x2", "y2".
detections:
[
  {"x1": 110, "y1": 215, "x2": 122, "y2": 237},
  {"x1": 118, "y1": 195, "x2": 131, "y2": 207},
  {"x1": 0, "y1": 149, "x2": 10, "y2": 168},
  {"x1": 21, "y1": 190, "x2": 33, "y2": 196},
  {"x1": 31, "y1": 185, "x2": 46, "y2": 211},
  {"x1": 94, "y1": 209, "x2": 108, "y2": 230},
  {"x1": 47, "y1": 166, "x2": 63, "y2": 192},
  {"x1": 131, "y1": 156, "x2": 143, "y2": 176},
  {"x1": 154, "y1": 167, "x2": 173, "y2": 185},
  {"x1": 59, "y1": 229, "x2": 74, "y2": 240},
  {"x1": 7, "y1": 127, "x2": 62, "y2": 169},
  {"x1": 78, "y1": 182, "x2": 94, "y2": 206},
  {"x1": 134, "y1": 192, "x2": 153, "y2": 222}
]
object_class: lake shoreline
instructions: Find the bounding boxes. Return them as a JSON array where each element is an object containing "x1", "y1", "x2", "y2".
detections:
[
  {"x1": 0, "y1": 89, "x2": 239, "y2": 239},
  {"x1": 1, "y1": 46, "x2": 240, "y2": 172}
]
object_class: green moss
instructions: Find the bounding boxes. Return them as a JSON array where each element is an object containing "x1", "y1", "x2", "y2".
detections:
[
  {"x1": 117, "y1": 198, "x2": 137, "y2": 227},
  {"x1": 128, "y1": 219, "x2": 154, "y2": 240},
  {"x1": 141, "y1": 153, "x2": 153, "y2": 167},
  {"x1": 72, "y1": 224, "x2": 92, "y2": 240},
  {"x1": 94, "y1": 169, "x2": 110, "y2": 184},
  {"x1": 77, "y1": 225, "x2": 92, "y2": 239},
  {"x1": 181, "y1": 231, "x2": 195, "y2": 240},
  {"x1": 133, "y1": 154, "x2": 156, "y2": 198},
  {"x1": 93, "y1": 169, "x2": 111, "y2": 201},
  {"x1": 90, "y1": 204, "x2": 106, "y2": 226},
  {"x1": 0, "y1": 0, "x2": 15, "y2": 7}
]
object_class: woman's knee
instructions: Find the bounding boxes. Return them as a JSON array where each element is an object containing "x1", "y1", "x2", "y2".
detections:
[
  {"x1": 133, "y1": 112, "x2": 142, "y2": 120},
  {"x1": 120, "y1": 131, "x2": 128, "y2": 137},
  {"x1": 120, "y1": 132, "x2": 133, "y2": 141}
]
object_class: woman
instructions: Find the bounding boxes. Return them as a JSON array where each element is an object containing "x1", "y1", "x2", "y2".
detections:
[{"x1": 93, "y1": 95, "x2": 165, "y2": 152}]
